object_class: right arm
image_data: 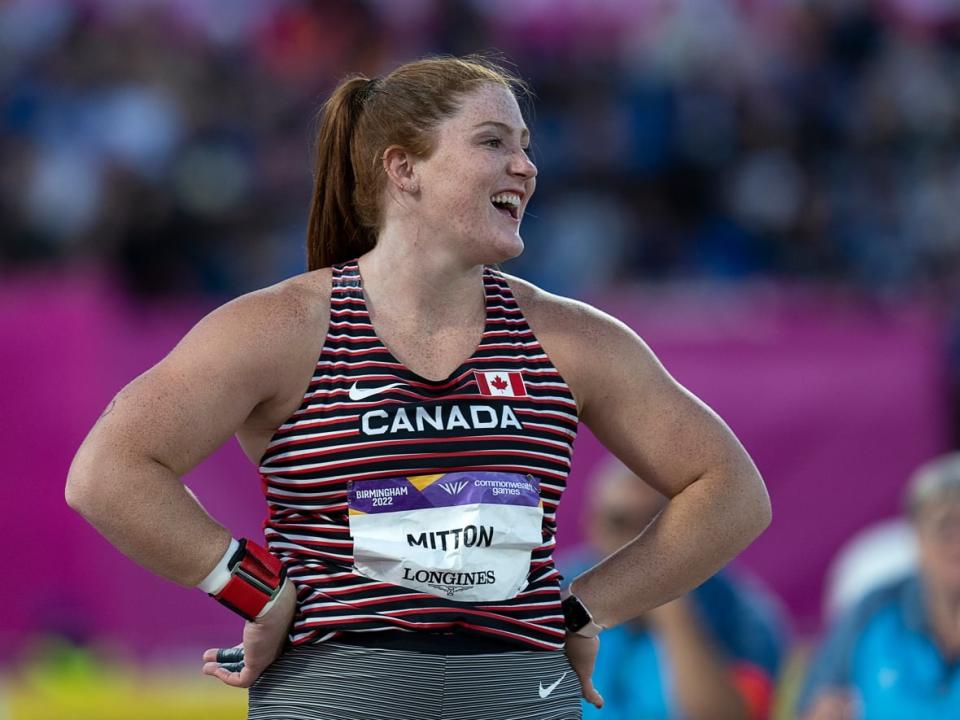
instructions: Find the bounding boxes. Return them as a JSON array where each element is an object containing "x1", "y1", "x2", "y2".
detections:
[
  {"x1": 66, "y1": 276, "x2": 328, "y2": 688},
  {"x1": 65, "y1": 276, "x2": 327, "y2": 586}
]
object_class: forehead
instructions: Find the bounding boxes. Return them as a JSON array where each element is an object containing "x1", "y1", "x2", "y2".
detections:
[{"x1": 443, "y1": 82, "x2": 528, "y2": 135}]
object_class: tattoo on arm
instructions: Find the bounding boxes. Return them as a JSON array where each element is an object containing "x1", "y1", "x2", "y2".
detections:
[{"x1": 97, "y1": 399, "x2": 117, "y2": 423}]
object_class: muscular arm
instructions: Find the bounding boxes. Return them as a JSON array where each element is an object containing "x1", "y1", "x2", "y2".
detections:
[
  {"x1": 65, "y1": 278, "x2": 325, "y2": 586},
  {"x1": 515, "y1": 281, "x2": 771, "y2": 626}
]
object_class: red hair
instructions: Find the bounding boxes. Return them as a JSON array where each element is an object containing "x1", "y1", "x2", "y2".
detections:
[{"x1": 306, "y1": 55, "x2": 528, "y2": 270}]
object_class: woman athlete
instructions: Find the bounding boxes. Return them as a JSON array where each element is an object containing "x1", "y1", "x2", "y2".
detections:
[{"x1": 66, "y1": 56, "x2": 771, "y2": 720}]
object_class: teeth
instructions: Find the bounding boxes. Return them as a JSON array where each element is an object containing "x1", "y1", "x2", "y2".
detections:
[{"x1": 491, "y1": 193, "x2": 521, "y2": 207}]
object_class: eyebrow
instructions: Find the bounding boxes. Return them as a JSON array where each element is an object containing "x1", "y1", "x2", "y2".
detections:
[{"x1": 473, "y1": 121, "x2": 530, "y2": 143}]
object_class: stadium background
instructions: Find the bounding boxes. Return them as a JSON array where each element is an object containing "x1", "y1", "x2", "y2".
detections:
[{"x1": 1, "y1": 0, "x2": 957, "y2": 717}]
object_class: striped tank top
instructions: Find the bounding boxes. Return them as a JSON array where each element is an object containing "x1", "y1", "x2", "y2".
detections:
[{"x1": 258, "y1": 261, "x2": 579, "y2": 650}]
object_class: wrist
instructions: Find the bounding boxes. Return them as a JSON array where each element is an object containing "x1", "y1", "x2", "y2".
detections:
[
  {"x1": 200, "y1": 538, "x2": 287, "y2": 621},
  {"x1": 560, "y1": 586, "x2": 606, "y2": 638},
  {"x1": 255, "y1": 577, "x2": 295, "y2": 621},
  {"x1": 196, "y1": 537, "x2": 239, "y2": 594}
]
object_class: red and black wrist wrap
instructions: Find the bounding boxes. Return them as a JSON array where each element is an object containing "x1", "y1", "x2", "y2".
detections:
[{"x1": 211, "y1": 539, "x2": 286, "y2": 621}]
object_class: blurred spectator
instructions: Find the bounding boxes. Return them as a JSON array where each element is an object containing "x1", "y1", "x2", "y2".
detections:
[
  {"x1": 823, "y1": 517, "x2": 917, "y2": 623},
  {"x1": 797, "y1": 452, "x2": 960, "y2": 720},
  {"x1": 3, "y1": 0, "x2": 960, "y2": 302},
  {"x1": 560, "y1": 457, "x2": 787, "y2": 720}
]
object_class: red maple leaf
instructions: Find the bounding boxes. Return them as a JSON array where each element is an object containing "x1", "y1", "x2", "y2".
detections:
[{"x1": 491, "y1": 375, "x2": 508, "y2": 391}]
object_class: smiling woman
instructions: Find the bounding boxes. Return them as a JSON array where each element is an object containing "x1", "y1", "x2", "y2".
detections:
[
  {"x1": 65, "y1": 54, "x2": 771, "y2": 720},
  {"x1": 307, "y1": 56, "x2": 535, "y2": 271}
]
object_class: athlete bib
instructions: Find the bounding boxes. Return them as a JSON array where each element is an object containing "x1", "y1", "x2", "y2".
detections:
[{"x1": 347, "y1": 471, "x2": 544, "y2": 602}]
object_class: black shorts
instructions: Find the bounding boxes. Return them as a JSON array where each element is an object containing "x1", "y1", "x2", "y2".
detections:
[{"x1": 249, "y1": 641, "x2": 582, "y2": 720}]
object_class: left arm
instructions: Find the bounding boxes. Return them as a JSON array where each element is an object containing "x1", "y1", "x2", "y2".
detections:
[
  {"x1": 576, "y1": 319, "x2": 770, "y2": 623},
  {"x1": 518, "y1": 287, "x2": 772, "y2": 624}
]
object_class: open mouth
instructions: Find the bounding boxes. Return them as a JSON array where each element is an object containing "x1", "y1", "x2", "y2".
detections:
[{"x1": 491, "y1": 192, "x2": 521, "y2": 220}]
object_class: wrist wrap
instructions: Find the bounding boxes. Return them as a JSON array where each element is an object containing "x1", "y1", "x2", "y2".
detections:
[{"x1": 211, "y1": 539, "x2": 286, "y2": 621}]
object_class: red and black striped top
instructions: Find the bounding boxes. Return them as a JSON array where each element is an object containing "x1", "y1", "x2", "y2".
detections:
[{"x1": 258, "y1": 261, "x2": 579, "y2": 650}]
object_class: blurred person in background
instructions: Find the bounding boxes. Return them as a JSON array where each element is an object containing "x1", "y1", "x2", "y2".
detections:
[
  {"x1": 65, "y1": 54, "x2": 771, "y2": 720},
  {"x1": 797, "y1": 452, "x2": 960, "y2": 720},
  {"x1": 822, "y1": 517, "x2": 917, "y2": 624},
  {"x1": 562, "y1": 456, "x2": 786, "y2": 720}
]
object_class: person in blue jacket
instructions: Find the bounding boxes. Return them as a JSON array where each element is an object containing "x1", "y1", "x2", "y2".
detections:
[
  {"x1": 561, "y1": 456, "x2": 787, "y2": 720},
  {"x1": 798, "y1": 452, "x2": 960, "y2": 720}
]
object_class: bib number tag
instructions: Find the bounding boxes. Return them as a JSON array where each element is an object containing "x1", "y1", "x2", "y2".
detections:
[{"x1": 348, "y1": 472, "x2": 543, "y2": 602}]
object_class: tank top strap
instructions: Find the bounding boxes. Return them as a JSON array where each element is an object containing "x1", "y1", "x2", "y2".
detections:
[
  {"x1": 331, "y1": 260, "x2": 364, "y2": 297},
  {"x1": 480, "y1": 265, "x2": 533, "y2": 336},
  {"x1": 482, "y1": 265, "x2": 515, "y2": 306}
]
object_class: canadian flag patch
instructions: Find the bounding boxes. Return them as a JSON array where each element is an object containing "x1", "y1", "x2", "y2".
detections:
[{"x1": 474, "y1": 370, "x2": 527, "y2": 397}]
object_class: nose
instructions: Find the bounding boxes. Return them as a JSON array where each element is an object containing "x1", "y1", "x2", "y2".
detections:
[{"x1": 509, "y1": 150, "x2": 537, "y2": 181}]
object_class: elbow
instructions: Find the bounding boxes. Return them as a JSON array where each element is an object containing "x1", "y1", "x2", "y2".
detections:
[
  {"x1": 65, "y1": 478, "x2": 95, "y2": 518},
  {"x1": 720, "y1": 463, "x2": 771, "y2": 550},
  {"x1": 760, "y1": 488, "x2": 773, "y2": 531},
  {"x1": 747, "y1": 469, "x2": 773, "y2": 539},
  {"x1": 65, "y1": 446, "x2": 109, "y2": 519},
  {"x1": 64, "y1": 477, "x2": 81, "y2": 512},
  {"x1": 65, "y1": 462, "x2": 94, "y2": 517}
]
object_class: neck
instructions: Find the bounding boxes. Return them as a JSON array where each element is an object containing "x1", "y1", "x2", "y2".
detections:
[{"x1": 358, "y1": 232, "x2": 486, "y2": 329}]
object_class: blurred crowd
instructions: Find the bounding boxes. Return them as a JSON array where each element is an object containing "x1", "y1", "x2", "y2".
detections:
[{"x1": 3, "y1": 0, "x2": 960, "y2": 299}]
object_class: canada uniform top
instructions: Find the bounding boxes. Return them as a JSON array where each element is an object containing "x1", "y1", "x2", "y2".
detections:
[{"x1": 258, "y1": 261, "x2": 579, "y2": 651}]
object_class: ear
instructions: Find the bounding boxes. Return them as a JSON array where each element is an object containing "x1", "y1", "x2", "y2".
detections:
[{"x1": 382, "y1": 145, "x2": 419, "y2": 194}]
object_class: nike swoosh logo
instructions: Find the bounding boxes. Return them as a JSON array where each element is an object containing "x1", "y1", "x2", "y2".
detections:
[
  {"x1": 348, "y1": 381, "x2": 406, "y2": 401},
  {"x1": 538, "y1": 671, "x2": 567, "y2": 699}
]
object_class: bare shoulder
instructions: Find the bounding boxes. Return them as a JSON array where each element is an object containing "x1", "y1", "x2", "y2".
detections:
[
  {"x1": 200, "y1": 268, "x2": 332, "y2": 345},
  {"x1": 501, "y1": 273, "x2": 656, "y2": 412},
  {"x1": 144, "y1": 267, "x2": 333, "y2": 410},
  {"x1": 82, "y1": 269, "x2": 334, "y2": 475},
  {"x1": 188, "y1": 268, "x2": 332, "y2": 416},
  {"x1": 502, "y1": 273, "x2": 756, "y2": 505},
  {"x1": 210, "y1": 269, "x2": 333, "y2": 453},
  {"x1": 502, "y1": 273, "x2": 604, "y2": 335},
  {"x1": 169, "y1": 269, "x2": 329, "y2": 385}
]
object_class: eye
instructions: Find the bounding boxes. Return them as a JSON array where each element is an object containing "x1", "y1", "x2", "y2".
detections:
[{"x1": 483, "y1": 137, "x2": 503, "y2": 148}]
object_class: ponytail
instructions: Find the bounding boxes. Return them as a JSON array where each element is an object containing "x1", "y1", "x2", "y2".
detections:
[{"x1": 306, "y1": 75, "x2": 376, "y2": 271}]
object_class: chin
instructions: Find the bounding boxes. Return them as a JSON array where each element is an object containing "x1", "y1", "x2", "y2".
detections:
[{"x1": 479, "y1": 233, "x2": 524, "y2": 265}]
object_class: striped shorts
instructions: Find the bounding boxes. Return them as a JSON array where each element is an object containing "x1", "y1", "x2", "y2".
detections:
[{"x1": 248, "y1": 642, "x2": 582, "y2": 720}]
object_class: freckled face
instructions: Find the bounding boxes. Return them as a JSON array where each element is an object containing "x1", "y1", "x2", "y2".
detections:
[{"x1": 413, "y1": 82, "x2": 538, "y2": 265}]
